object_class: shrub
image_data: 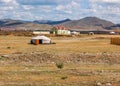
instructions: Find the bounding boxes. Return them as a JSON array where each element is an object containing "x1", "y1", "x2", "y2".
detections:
[
  {"x1": 0, "y1": 57, "x2": 2, "y2": 60},
  {"x1": 56, "y1": 62, "x2": 64, "y2": 69},
  {"x1": 61, "y1": 76, "x2": 68, "y2": 80},
  {"x1": 7, "y1": 47, "x2": 11, "y2": 49}
]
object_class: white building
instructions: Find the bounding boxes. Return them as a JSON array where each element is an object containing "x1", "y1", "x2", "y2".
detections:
[
  {"x1": 109, "y1": 31, "x2": 116, "y2": 35},
  {"x1": 52, "y1": 26, "x2": 71, "y2": 35},
  {"x1": 71, "y1": 31, "x2": 80, "y2": 35},
  {"x1": 33, "y1": 30, "x2": 50, "y2": 35}
]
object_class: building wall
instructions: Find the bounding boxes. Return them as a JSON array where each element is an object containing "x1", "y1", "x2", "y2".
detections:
[
  {"x1": 57, "y1": 30, "x2": 70, "y2": 35},
  {"x1": 51, "y1": 26, "x2": 71, "y2": 35},
  {"x1": 42, "y1": 40, "x2": 51, "y2": 44},
  {"x1": 31, "y1": 39, "x2": 51, "y2": 44},
  {"x1": 33, "y1": 31, "x2": 50, "y2": 35}
]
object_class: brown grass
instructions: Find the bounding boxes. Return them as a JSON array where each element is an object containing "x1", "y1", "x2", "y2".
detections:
[
  {"x1": 0, "y1": 35, "x2": 120, "y2": 55},
  {"x1": 0, "y1": 63, "x2": 120, "y2": 86},
  {"x1": 0, "y1": 35, "x2": 120, "y2": 86}
]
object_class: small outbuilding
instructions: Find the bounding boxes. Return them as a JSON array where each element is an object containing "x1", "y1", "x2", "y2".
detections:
[
  {"x1": 33, "y1": 30, "x2": 50, "y2": 35},
  {"x1": 109, "y1": 31, "x2": 116, "y2": 35},
  {"x1": 71, "y1": 31, "x2": 80, "y2": 35},
  {"x1": 31, "y1": 36, "x2": 51, "y2": 45},
  {"x1": 88, "y1": 32, "x2": 94, "y2": 35}
]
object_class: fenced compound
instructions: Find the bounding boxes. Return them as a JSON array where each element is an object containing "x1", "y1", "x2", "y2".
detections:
[{"x1": 111, "y1": 37, "x2": 120, "y2": 45}]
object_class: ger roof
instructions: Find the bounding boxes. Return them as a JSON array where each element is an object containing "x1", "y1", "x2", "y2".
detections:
[{"x1": 31, "y1": 36, "x2": 50, "y2": 40}]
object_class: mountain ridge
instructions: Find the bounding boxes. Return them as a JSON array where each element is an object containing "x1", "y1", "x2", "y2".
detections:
[
  {"x1": 59, "y1": 17, "x2": 115, "y2": 31},
  {"x1": 0, "y1": 17, "x2": 118, "y2": 31},
  {"x1": 33, "y1": 18, "x2": 71, "y2": 25}
]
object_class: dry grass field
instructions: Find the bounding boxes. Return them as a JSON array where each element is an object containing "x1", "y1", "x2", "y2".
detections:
[
  {"x1": 0, "y1": 34, "x2": 120, "y2": 86},
  {"x1": 0, "y1": 35, "x2": 120, "y2": 54}
]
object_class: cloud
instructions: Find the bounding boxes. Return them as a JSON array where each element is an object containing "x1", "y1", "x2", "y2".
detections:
[
  {"x1": 1, "y1": 0, "x2": 13, "y2": 3},
  {"x1": 90, "y1": 0, "x2": 120, "y2": 3},
  {"x1": 0, "y1": 0, "x2": 19, "y2": 5},
  {"x1": 56, "y1": 1, "x2": 80, "y2": 14},
  {"x1": 89, "y1": 0, "x2": 120, "y2": 23},
  {"x1": 0, "y1": 0, "x2": 19, "y2": 12},
  {"x1": 22, "y1": 5, "x2": 35, "y2": 10},
  {"x1": 0, "y1": 0, "x2": 120, "y2": 23},
  {"x1": 12, "y1": 11, "x2": 42, "y2": 20}
]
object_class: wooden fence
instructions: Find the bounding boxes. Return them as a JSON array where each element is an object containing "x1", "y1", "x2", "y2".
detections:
[{"x1": 111, "y1": 37, "x2": 120, "y2": 45}]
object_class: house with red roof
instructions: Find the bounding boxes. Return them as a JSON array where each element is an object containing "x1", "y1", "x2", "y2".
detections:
[{"x1": 51, "y1": 26, "x2": 71, "y2": 35}]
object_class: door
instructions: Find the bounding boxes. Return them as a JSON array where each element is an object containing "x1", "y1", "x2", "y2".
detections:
[{"x1": 39, "y1": 39, "x2": 42, "y2": 44}]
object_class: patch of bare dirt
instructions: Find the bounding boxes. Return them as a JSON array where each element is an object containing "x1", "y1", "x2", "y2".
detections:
[
  {"x1": 67, "y1": 53, "x2": 120, "y2": 64},
  {"x1": 0, "y1": 52, "x2": 120, "y2": 65}
]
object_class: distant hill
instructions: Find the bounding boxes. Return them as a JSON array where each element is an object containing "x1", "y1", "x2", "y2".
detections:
[
  {"x1": 59, "y1": 17, "x2": 115, "y2": 31},
  {"x1": 0, "y1": 17, "x2": 117, "y2": 31},
  {"x1": 0, "y1": 19, "x2": 71, "y2": 31},
  {"x1": 0, "y1": 19, "x2": 52, "y2": 31},
  {"x1": 0, "y1": 19, "x2": 27, "y2": 26},
  {"x1": 33, "y1": 18, "x2": 71, "y2": 25},
  {"x1": 12, "y1": 23, "x2": 53, "y2": 30},
  {"x1": 106, "y1": 24, "x2": 120, "y2": 29},
  {"x1": 106, "y1": 24, "x2": 120, "y2": 32}
]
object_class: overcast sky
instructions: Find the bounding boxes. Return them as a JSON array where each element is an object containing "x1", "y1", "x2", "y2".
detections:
[{"x1": 0, "y1": 0, "x2": 120, "y2": 23}]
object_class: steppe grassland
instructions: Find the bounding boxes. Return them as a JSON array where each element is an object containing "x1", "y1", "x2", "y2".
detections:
[
  {"x1": 0, "y1": 35, "x2": 120, "y2": 86},
  {"x1": 0, "y1": 35, "x2": 120, "y2": 54}
]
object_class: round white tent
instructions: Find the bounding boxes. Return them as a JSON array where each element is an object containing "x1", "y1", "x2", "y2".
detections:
[{"x1": 31, "y1": 36, "x2": 51, "y2": 44}]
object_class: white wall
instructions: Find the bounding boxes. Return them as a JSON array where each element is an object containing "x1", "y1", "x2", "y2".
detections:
[
  {"x1": 57, "y1": 30, "x2": 71, "y2": 35},
  {"x1": 33, "y1": 31, "x2": 50, "y2": 35}
]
